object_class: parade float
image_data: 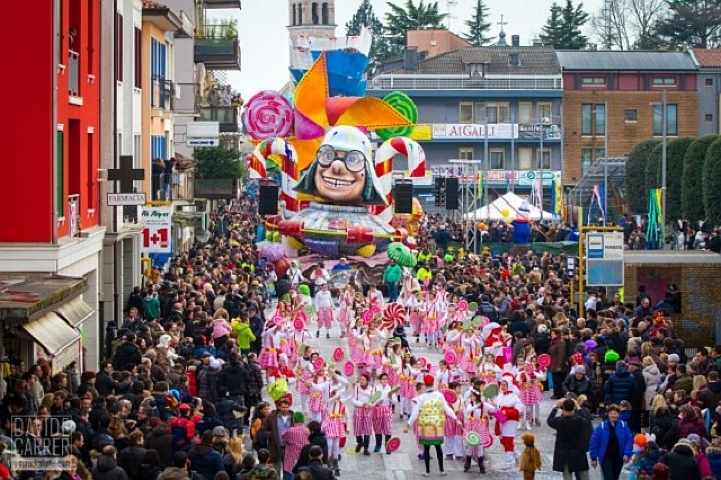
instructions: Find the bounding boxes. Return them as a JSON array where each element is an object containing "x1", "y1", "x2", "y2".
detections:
[{"x1": 245, "y1": 29, "x2": 427, "y2": 259}]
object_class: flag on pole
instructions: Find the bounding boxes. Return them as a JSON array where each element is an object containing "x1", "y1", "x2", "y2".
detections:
[{"x1": 553, "y1": 172, "x2": 563, "y2": 218}]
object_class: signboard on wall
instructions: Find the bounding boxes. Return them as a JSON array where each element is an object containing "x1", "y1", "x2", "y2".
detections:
[
  {"x1": 586, "y1": 231, "x2": 624, "y2": 286},
  {"x1": 186, "y1": 121, "x2": 220, "y2": 147},
  {"x1": 432, "y1": 123, "x2": 518, "y2": 140},
  {"x1": 141, "y1": 206, "x2": 172, "y2": 254}
]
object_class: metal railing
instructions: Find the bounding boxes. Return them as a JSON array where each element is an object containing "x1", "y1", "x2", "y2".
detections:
[
  {"x1": 152, "y1": 77, "x2": 174, "y2": 110},
  {"x1": 174, "y1": 82, "x2": 199, "y2": 114},
  {"x1": 369, "y1": 76, "x2": 563, "y2": 90},
  {"x1": 198, "y1": 106, "x2": 239, "y2": 132},
  {"x1": 68, "y1": 50, "x2": 80, "y2": 97},
  {"x1": 68, "y1": 194, "x2": 81, "y2": 238},
  {"x1": 194, "y1": 24, "x2": 241, "y2": 70}
]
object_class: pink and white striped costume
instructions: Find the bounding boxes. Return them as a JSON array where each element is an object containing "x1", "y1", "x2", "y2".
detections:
[
  {"x1": 314, "y1": 289, "x2": 334, "y2": 330},
  {"x1": 371, "y1": 384, "x2": 393, "y2": 436},
  {"x1": 352, "y1": 384, "x2": 374, "y2": 436}
]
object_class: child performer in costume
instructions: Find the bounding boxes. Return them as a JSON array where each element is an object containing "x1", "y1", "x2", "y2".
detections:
[
  {"x1": 313, "y1": 282, "x2": 334, "y2": 339},
  {"x1": 443, "y1": 382, "x2": 465, "y2": 461},
  {"x1": 352, "y1": 374, "x2": 374, "y2": 456},
  {"x1": 519, "y1": 432, "x2": 542, "y2": 480},
  {"x1": 464, "y1": 388, "x2": 493, "y2": 473},
  {"x1": 399, "y1": 355, "x2": 419, "y2": 420},
  {"x1": 371, "y1": 373, "x2": 394, "y2": 454},
  {"x1": 407, "y1": 375, "x2": 458, "y2": 476},
  {"x1": 322, "y1": 389, "x2": 348, "y2": 477},
  {"x1": 494, "y1": 379, "x2": 525, "y2": 469},
  {"x1": 518, "y1": 365, "x2": 543, "y2": 430},
  {"x1": 338, "y1": 285, "x2": 355, "y2": 338}
]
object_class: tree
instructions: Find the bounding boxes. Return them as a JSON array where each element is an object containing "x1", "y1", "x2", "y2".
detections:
[
  {"x1": 539, "y1": 2, "x2": 565, "y2": 47},
  {"x1": 629, "y1": 0, "x2": 666, "y2": 48},
  {"x1": 384, "y1": 0, "x2": 447, "y2": 53},
  {"x1": 654, "y1": 0, "x2": 721, "y2": 48},
  {"x1": 540, "y1": 0, "x2": 589, "y2": 48},
  {"x1": 682, "y1": 135, "x2": 717, "y2": 223},
  {"x1": 647, "y1": 138, "x2": 693, "y2": 222},
  {"x1": 591, "y1": 0, "x2": 631, "y2": 49},
  {"x1": 346, "y1": 0, "x2": 392, "y2": 69},
  {"x1": 463, "y1": 0, "x2": 494, "y2": 46},
  {"x1": 195, "y1": 146, "x2": 246, "y2": 179},
  {"x1": 704, "y1": 137, "x2": 721, "y2": 225},
  {"x1": 625, "y1": 139, "x2": 660, "y2": 214}
]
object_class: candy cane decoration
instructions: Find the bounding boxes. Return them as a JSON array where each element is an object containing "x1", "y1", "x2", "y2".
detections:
[
  {"x1": 250, "y1": 138, "x2": 301, "y2": 212},
  {"x1": 372, "y1": 137, "x2": 426, "y2": 222}
]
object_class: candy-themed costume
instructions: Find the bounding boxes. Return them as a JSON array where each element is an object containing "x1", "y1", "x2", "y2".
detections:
[
  {"x1": 308, "y1": 379, "x2": 330, "y2": 423},
  {"x1": 296, "y1": 359, "x2": 316, "y2": 412},
  {"x1": 399, "y1": 365, "x2": 419, "y2": 418},
  {"x1": 314, "y1": 288, "x2": 334, "y2": 332},
  {"x1": 461, "y1": 332, "x2": 481, "y2": 375},
  {"x1": 368, "y1": 288, "x2": 385, "y2": 309},
  {"x1": 463, "y1": 401, "x2": 493, "y2": 472},
  {"x1": 443, "y1": 392, "x2": 465, "y2": 459},
  {"x1": 259, "y1": 327, "x2": 281, "y2": 371},
  {"x1": 518, "y1": 369, "x2": 543, "y2": 429},
  {"x1": 352, "y1": 383, "x2": 374, "y2": 453},
  {"x1": 348, "y1": 328, "x2": 366, "y2": 365},
  {"x1": 322, "y1": 396, "x2": 348, "y2": 469},
  {"x1": 409, "y1": 384, "x2": 458, "y2": 476},
  {"x1": 494, "y1": 387, "x2": 525, "y2": 467},
  {"x1": 371, "y1": 384, "x2": 393, "y2": 452},
  {"x1": 367, "y1": 329, "x2": 387, "y2": 368},
  {"x1": 338, "y1": 290, "x2": 354, "y2": 335}
]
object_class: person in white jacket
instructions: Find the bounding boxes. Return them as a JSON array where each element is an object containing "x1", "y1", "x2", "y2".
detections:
[{"x1": 313, "y1": 282, "x2": 334, "y2": 339}]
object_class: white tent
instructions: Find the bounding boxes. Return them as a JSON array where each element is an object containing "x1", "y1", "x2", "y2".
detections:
[{"x1": 463, "y1": 192, "x2": 555, "y2": 221}]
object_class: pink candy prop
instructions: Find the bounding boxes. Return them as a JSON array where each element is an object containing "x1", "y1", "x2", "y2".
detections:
[
  {"x1": 382, "y1": 303, "x2": 405, "y2": 330},
  {"x1": 537, "y1": 354, "x2": 551, "y2": 369},
  {"x1": 481, "y1": 431, "x2": 493, "y2": 448},
  {"x1": 313, "y1": 356, "x2": 325, "y2": 370},
  {"x1": 443, "y1": 350, "x2": 458, "y2": 366},
  {"x1": 457, "y1": 300, "x2": 468, "y2": 312},
  {"x1": 293, "y1": 318, "x2": 305, "y2": 331},
  {"x1": 242, "y1": 90, "x2": 294, "y2": 141},
  {"x1": 361, "y1": 309, "x2": 373, "y2": 325},
  {"x1": 333, "y1": 347, "x2": 344, "y2": 362},
  {"x1": 343, "y1": 361, "x2": 354, "y2": 376}
]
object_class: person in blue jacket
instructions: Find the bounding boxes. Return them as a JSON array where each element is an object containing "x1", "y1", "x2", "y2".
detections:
[{"x1": 589, "y1": 404, "x2": 634, "y2": 480}]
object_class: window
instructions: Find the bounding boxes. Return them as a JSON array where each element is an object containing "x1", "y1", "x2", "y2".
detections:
[
  {"x1": 56, "y1": 129, "x2": 65, "y2": 218},
  {"x1": 490, "y1": 149, "x2": 505, "y2": 169},
  {"x1": 87, "y1": 0, "x2": 94, "y2": 74},
  {"x1": 134, "y1": 28, "x2": 142, "y2": 88},
  {"x1": 706, "y1": 113, "x2": 714, "y2": 122},
  {"x1": 537, "y1": 149, "x2": 551, "y2": 169},
  {"x1": 581, "y1": 104, "x2": 606, "y2": 136},
  {"x1": 88, "y1": 132, "x2": 96, "y2": 210},
  {"x1": 652, "y1": 77, "x2": 677, "y2": 87},
  {"x1": 292, "y1": 3, "x2": 296, "y2": 25},
  {"x1": 298, "y1": 3, "x2": 303, "y2": 24},
  {"x1": 624, "y1": 109, "x2": 638, "y2": 122},
  {"x1": 152, "y1": 135, "x2": 167, "y2": 160},
  {"x1": 538, "y1": 102, "x2": 552, "y2": 122},
  {"x1": 485, "y1": 103, "x2": 510, "y2": 123},
  {"x1": 518, "y1": 147, "x2": 533, "y2": 170},
  {"x1": 321, "y1": 2, "x2": 329, "y2": 24},
  {"x1": 58, "y1": 0, "x2": 64, "y2": 62},
  {"x1": 134, "y1": 135, "x2": 142, "y2": 167},
  {"x1": 582, "y1": 77, "x2": 606, "y2": 86},
  {"x1": 68, "y1": 120, "x2": 81, "y2": 196},
  {"x1": 595, "y1": 148, "x2": 606, "y2": 161},
  {"x1": 581, "y1": 148, "x2": 592, "y2": 175},
  {"x1": 652, "y1": 103, "x2": 678, "y2": 136},
  {"x1": 706, "y1": 78, "x2": 714, "y2": 87},
  {"x1": 458, "y1": 148, "x2": 473, "y2": 160},
  {"x1": 518, "y1": 102, "x2": 532, "y2": 124},
  {"x1": 151, "y1": 38, "x2": 167, "y2": 79},
  {"x1": 312, "y1": 2, "x2": 319, "y2": 24},
  {"x1": 115, "y1": 13, "x2": 123, "y2": 82},
  {"x1": 459, "y1": 102, "x2": 474, "y2": 123}
]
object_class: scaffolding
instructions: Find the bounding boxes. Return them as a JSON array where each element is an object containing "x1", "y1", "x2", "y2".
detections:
[{"x1": 567, "y1": 156, "x2": 627, "y2": 226}]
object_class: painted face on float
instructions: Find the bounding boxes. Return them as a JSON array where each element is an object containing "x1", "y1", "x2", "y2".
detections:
[{"x1": 313, "y1": 145, "x2": 366, "y2": 203}]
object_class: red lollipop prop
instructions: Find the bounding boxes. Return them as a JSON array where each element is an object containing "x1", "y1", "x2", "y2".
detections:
[
  {"x1": 417, "y1": 357, "x2": 427, "y2": 369},
  {"x1": 382, "y1": 303, "x2": 405, "y2": 330},
  {"x1": 537, "y1": 354, "x2": 552, "y2": 369},
  {"x1": 361, "y1": 309, "x2": 372, "y2": 325},
  {"x1": 313, "y1": 356, "x2": 324, "y2": 370},
  {"x1": 443, "y1": 350, "x2": 458, "y2": 366},
  {"x1": 443, "y1": 390, "x2": 457, "y2": 404},
  {"x1": 293, "y1": 318, "x2": 305, "y2": 331},
  {"x1": 480, "y1": 430, "x2": 494, "y2": 448},
  {"x1": 457, "y1": 299, "x2": 468, "y2": 312},
  {"x1": 333, "y1": 347, "x2": 344, "y2": 362},
  {"x1": 386, "y1": 437, "x2": 401, "y2": 453},
  {"x1": 343, "y1": 361, "x2": 354, "y2": 376}
]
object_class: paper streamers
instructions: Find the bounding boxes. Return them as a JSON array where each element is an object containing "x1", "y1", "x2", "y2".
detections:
[
  {"x1": 243, "y1": 90, "x2": 294, "y2": 141},
  {"x1": 376, "y1": 91, "x2": 418, "y2": 140}
]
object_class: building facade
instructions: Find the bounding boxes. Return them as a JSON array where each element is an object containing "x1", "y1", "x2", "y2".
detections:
[
  {"x1": 558, "y1": 50, "x2": 699, "y2": 185},
  {"x1": 690, "y1": 48, "x2": 721, "y2": 136},
  {"x1": 0, "y1": 0, "x2": 105, "y2": 370},
  {"x1": 370, "y1": 35, "x2": 563, "y2": 209}
]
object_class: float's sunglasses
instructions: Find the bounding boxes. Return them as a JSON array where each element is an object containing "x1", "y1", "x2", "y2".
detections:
[{"x1": 316, "y1": 145, "x2": 366, "y2": 172}]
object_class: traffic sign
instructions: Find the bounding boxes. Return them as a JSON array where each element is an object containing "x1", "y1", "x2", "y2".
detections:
[{"x1": 586, "y1": 231, "x2": 624, "y2": 286}]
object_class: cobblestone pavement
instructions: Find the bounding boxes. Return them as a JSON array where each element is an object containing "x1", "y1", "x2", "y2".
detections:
[{"x1": 294, "y1": 324, "x2": 618, "y2": 480}]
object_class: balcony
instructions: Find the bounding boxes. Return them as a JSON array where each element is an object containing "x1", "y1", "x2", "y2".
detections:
[
  {"x1": 204, "y1": 0, "x2": 241, "y2": 9},
  {"x1": 194, "y1": 25, "x2": 241, "y2": 70},
  {"x1": 68, "y1": 50, "x2": 80, "y2": 97},
  {"x1": 174, "y1": 82, "x2": 200, "y2": 115},
  {"x1": 152, "y1": 77, "x2": 174, "y2": 111},
  {"x1": 199, "y1": 106, "x2": 240, "y2": 132},
  {"x1": 369, "y1": 76, "x2": 563, "y2": 91}
]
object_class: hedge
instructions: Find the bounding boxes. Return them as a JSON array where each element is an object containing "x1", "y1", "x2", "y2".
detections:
[
  {"x1": 704, "y1": 137, "x2": 721, "y2": 226},
  {"x1": 683, "y1": 135, "x2": 718, "y2": 224},
  {"x1": 646, "y1": 138, "x2": 693, "y2": 223},
  {"x1": 625, "y1": 139, "x2": 660, "y2": 214}
]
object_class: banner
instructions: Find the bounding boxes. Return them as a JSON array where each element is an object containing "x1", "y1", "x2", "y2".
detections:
[{"x1": 141, "y1": 206, "x2": 172, "y2": 254}]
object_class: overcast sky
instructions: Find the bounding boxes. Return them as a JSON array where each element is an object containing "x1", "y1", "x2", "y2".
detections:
[{"x1": 211, "y1": 0, "x2": 605, "y2": 99}]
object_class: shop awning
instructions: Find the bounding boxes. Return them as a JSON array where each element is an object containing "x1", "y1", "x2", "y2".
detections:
[
  {"x1": 54, "y1": 295, "x2": 93, "y2": 328},
  {"x1": 22, "y1": 312, "x2": 81, "y2": 356}
]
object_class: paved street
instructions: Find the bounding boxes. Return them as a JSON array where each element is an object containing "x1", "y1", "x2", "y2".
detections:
[{"x1": 295, "y1": 324, "x2": 615, "y2": 480}]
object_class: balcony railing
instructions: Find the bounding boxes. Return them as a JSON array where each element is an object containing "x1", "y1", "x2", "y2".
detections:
[
  {"x1": 68, "y1": 50, "x2": 80, "y2": 97},
  {"x1": 174, "y1": 82, "x2": 200, "y2": 114},
  {"x1": 204, "y1": 0, "x2": 241, "y2": 9},
  {"x1": 199, "y1": 106, "x2": 239, "y2": 132},
  {"x1": 369, "y1": 76, "x2": 563, "y2": 91},
  {"x1": 152, "y1": 77, "x2": 174, "y2": 110},
  {"x1": 195, "y1": 24, "x2": 241, "y2": 70}
]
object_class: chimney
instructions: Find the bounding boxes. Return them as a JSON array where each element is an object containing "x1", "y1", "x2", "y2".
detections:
[
  {"x1": 512, "y1": 35, "x2": 520, "y2": 47},
  {"x1": 403, "y1": 47, "x2": 420, "y2": 71}
]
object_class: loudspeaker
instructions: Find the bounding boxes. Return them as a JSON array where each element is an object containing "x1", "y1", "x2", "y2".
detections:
[
  {"x1": 258, "y1": 184, "x2": 279, "y2": 215},
  {"x1": 445, "y1": 177, "x2": 459, "y2": 210},
  {"x1": 394, "y1": 181, "x2": 413, "y2": 214},
  {"x1": 434, "y1": 177, "x2": 446, "y2": 207}
]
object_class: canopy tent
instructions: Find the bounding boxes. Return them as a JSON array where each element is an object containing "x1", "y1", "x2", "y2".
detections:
[{"x1": 463, "y1": 192, "x2": 555, "y2": 221}]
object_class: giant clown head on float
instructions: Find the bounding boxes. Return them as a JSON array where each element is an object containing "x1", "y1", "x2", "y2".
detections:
[{"x1": 296, "y1": 126, "x2": 385, "y2": 205}]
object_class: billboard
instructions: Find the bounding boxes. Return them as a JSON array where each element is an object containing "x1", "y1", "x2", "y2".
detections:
[{"x1": 141, "y1": 206, "x2": 172, "y2": 254}]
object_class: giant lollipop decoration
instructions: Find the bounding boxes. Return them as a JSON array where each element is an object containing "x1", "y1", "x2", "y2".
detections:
[
  {"x1": 376, "y1": 91, "x2": 418, "y2": 140},
  {"x1": 382, "y1": 303, "x2": 406, "y2": 330},
  {"x1": 243, "y1": 91, "x2": 294, "y2": 141}
]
